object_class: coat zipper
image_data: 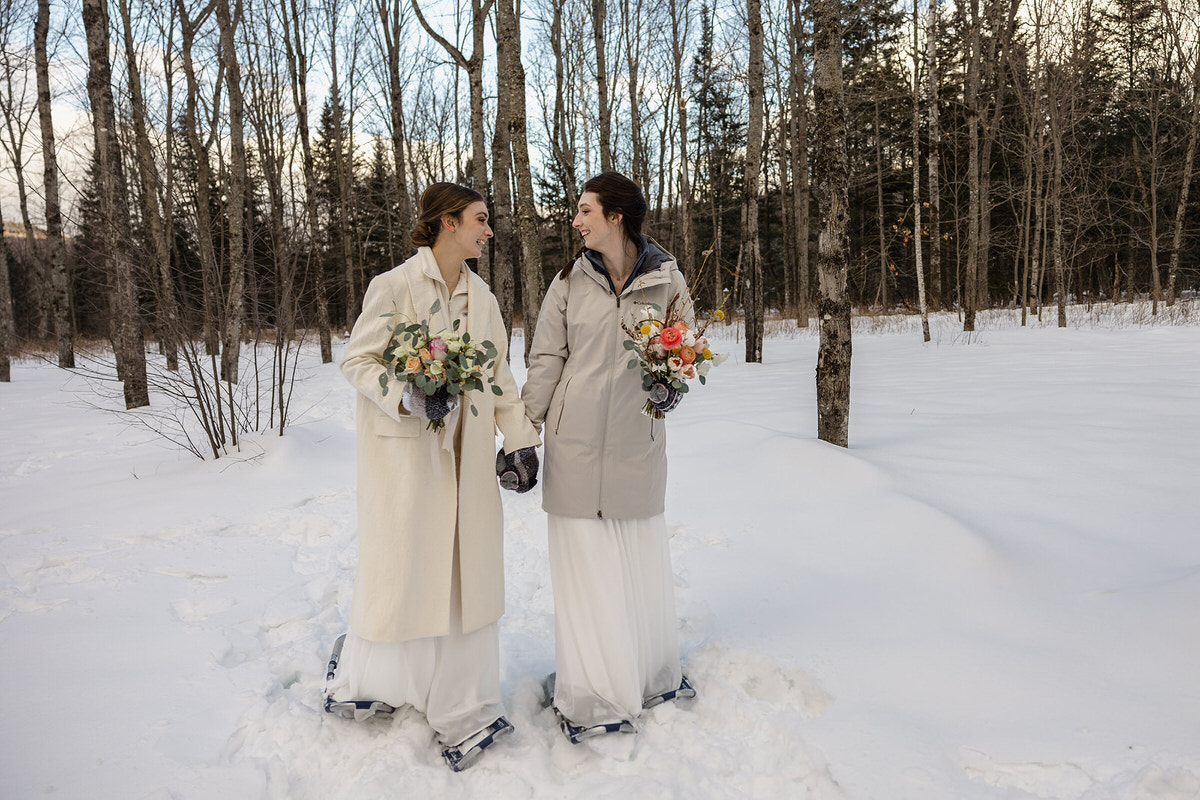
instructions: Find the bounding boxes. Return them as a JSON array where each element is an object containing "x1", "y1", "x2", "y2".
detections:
[{"x1": 596, "y1": 289, "x2": 621, "y2": 519}]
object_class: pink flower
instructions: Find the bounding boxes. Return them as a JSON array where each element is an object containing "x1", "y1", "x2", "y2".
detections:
[
  {"x1": 668, "y1": 356, "x2": 684, "y2": 372},
  {"x1": 659, "y1": 326, "x2": 683, "y2": 348},
  {"x1": 428, "y1": 337, "x2": 449, "y2": 361},
  {"x1": 694, "y1": 336, "x2": 708, "y2": 352},
  {"x1": 653, "y1": 343, "x2": 668, "y2": 359},
  {"x1": 681, "y1": 363, "x2": 697, "y2": 380}
]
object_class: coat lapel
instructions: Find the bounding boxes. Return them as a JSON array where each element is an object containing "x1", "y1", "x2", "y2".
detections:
[{"x1": 403, "y1": 247, "x2": 452, "y2": 332}]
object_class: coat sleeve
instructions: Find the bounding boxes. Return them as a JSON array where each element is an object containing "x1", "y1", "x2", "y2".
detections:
[
  {"x1": 521, "y1": 273, "x2": 570, "y2": 428},
  {"x1": 341, "y1": 272, "x2": 411, "y2": 424},
  {"x1": 488, "y1": 294, "x2": 542, "y2": 454}
]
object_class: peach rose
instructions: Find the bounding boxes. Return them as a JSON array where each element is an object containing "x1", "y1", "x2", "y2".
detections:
[{"x1": 659, "y1": 326, "x2": 682, "y2": 348}]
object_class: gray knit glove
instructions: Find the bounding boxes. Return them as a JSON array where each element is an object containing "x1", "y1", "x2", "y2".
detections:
[
  {"x1": 496, "y1": 446, "x2": 539, "y2": 493},
  {"x1": 648, "y1": 381, "x2": 683, "y2": 414},
  {"x1": 401, "y1": 384, "x2": 457, "y2": 421}
]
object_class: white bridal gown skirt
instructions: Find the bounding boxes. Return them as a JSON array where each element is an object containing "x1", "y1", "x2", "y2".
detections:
[
  {"x1": 548, "y1": 513, "x2": 683, "y2": 727},
  {"x1": 327, "y1": 540, "x2": 504, "y2": 747}
]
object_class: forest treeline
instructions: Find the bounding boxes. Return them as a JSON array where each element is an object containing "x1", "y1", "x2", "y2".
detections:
[{"x1": 0, "y1": 0, "x2": 1197, "y2": 404}]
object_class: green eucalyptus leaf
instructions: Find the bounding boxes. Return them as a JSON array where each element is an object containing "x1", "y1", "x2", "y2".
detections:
[
  {"x1": 430, "y1": 299, "x2": 441, "y2": 315},
  {"x1": 491, "y1": 384, "x2": 503, "y2": 396},
  {"x1": 470, "y1": 405, "x2": 479, "y2": 416}
]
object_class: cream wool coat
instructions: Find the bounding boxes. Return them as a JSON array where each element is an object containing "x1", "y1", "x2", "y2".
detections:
[
  {"x1": 522, "y1": 242, "x2": 692, "y2": 520},
  {"x1": 341, "y1": 248, "x2": 540, "y2": 642}
]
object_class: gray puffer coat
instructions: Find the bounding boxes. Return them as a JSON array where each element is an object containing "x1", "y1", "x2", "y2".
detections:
[{"x1": 522, "y1": 240, "x2": 692, "y2": 520}]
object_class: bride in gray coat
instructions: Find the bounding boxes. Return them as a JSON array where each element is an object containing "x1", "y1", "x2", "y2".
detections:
[{"x1": 522, "y1": 172, "x2": 695, "y2": 743}]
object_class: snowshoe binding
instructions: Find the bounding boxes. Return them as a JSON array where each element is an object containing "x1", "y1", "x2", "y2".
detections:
[
  {"x1": 643, "y1": 674, "x2": 697, "y2": 709},
  {"x1": 541, "y1": 673, "x2": 636, "y2": 744},
  {"x1": 322, "y1": 633, "x2": 396, "y2": 719},
  {"x1": 441, "y1": 716, "x2": 514, "y2": 772}
]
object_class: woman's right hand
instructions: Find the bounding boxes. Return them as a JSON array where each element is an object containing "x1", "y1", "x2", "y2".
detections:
[{"x1": 401, "y1": 384, "x2": 457, "y2": 421}]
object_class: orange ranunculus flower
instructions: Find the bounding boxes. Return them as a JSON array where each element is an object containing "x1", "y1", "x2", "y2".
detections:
[
  {"x1": 405, "y1": 355, "x2": 422, "y2": 373},
  {"x1": 659, "y1": 326, "x2": 682, "y2": 348},
  {"x1": 674, "y1": 320, "x2": 689, "y2": 333},
  {"x1": 679, "y1": 345, "x2": 696, "y2": 364}
]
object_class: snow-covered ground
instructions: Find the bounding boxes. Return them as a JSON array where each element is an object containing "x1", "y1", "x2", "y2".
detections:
[{"x1": 2, "y1": 305, "x2": 1199, "y2": 800}]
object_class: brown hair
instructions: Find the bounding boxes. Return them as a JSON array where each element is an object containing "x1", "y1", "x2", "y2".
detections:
[
  {"x1": 561, "y1": 171, "x2": 648, "y2": 279},
  {"x1": 411, "y1": 182, "x2": 486, "y2": 249}
]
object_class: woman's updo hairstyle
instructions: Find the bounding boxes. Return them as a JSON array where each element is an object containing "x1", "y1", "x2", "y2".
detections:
[
  {"x1": 561, "y1": 171, "x2": 648, "y2": 278},
  {"x1": 411, "y1": 182, "x2": 486, "y2": 249}
]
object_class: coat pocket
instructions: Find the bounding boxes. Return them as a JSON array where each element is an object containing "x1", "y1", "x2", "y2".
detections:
[
  {"x1": 551, "y1": 375, "x2": 573, "y2": 434},
  {"x1": 375, "y1": 413, "x2": 422, "y2": 438}
]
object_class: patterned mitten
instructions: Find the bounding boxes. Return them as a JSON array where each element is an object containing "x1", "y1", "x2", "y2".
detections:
[
  {"x1": 496, "y1": 446, "x2": 539, "y2": 493},
  {"x1": 401, "y1": 384, "x2": 457, "y2": 421},
  {"x1": 648, "y1": 381, "x2": 683, "y2": 414}
]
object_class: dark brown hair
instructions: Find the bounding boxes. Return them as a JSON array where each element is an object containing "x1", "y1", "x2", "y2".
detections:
[
  {"x1": 561, "y1": 171, "x2": 647, "y2": 279},
  {"x1": 411, "y1": 183, "x2": 486, "y2": 249}
]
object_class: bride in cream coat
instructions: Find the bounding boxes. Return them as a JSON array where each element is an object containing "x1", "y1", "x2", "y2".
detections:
[{"x1": 327, "y1": 183, "x2": 540, "y2": 771}]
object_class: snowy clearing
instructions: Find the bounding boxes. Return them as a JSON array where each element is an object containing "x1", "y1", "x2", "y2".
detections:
[{"x1": 2, "y1": 306, "x2": 1199, "y2": 799}]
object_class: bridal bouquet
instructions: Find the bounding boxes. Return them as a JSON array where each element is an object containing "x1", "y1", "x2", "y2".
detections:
[
  {"x1": 378, "y1": 300, "x2": 502, "y2": 430},
  {"x1": 622, "y1": 293, "x2": 728, "y2": 419}
]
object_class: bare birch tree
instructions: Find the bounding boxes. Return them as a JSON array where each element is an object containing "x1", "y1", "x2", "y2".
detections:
[
  {"x1": 911, "y1": 0, "x2": 929, "y2": 341},
  {"x1": 411, "y1": 0, "x2": 493, "y2": 280},
  {"x1": 35, "y1": 0, "x2": 73, "y2": 367},
  {"x1": 83, "y1": 0, "x2": 149, "y2": 408},
  {"x1": 118, "y1": 0, "x2": 177, "y2": 371},
  {"x1": 280, "y1": 0, "x2": 333, "y2": 362},
  {"x1": 592, "y1": 0, "x2": 613, "y2": 171},
  {"x1": 813, "y1": 0, "x2": 851, "y2": 447},
  {"x1": 0, "y1": 194, "x2": 13, "y2": 382},
  {"x1": 497, "y1": 0, "x2": 545, "y2": 358},
  {"x1": 743, "y1": 0, "x2": 765, "y2": 363}
]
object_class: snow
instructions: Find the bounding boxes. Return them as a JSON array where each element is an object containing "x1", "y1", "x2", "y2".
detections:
[{"x1": 2, "y1": 306, "x2": 1199, "y2": 800}]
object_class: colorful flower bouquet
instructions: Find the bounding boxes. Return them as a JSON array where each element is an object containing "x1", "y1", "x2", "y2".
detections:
[
  {"x1": 378, "y1": 300, "x2": 502, "y2": 431},
  {"x1": 622, "y1": 293, "x2": 728, "y2": 419}
]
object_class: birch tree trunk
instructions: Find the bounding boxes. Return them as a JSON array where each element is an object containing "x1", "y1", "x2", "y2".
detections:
[
  {"x1": 812, "y1": 0, "x2": 851, "y2": 447},
  {"x1": 217, "y1": 0, "x2": 248, "y2": 384},
  {"x1": 0, "y1": 62, "x2": 50, "y2": 339},
  {"x1": 964, "y1": 0, "x2": 980, "y2": 331},
  {"x1": 280, "y1": 0, "x2": 333, "y2": 361},
  {"x1": 497, "y1": 0, "x2": 545, "y2": 359},
  {"x1": 119, "y1": 0, "x2": 177, "y2": 371},
  {"x1": 0, "y1": 199, "x2": 13, "y2": 382},
  {"x1": 743, "y1": 0, "x2": 765, "y2": 363},
  {"x1": 491, "y1": 11, "x2": 516, "y2": 328},
  {"x1": 179, "y1": 1, "x2": 224, "y2": 358},
  {"x1": 926, "y1": 0, "x2": 941, "y2": 309},
  {"x1": 790, "y1": 0, "x2": 810, "y2": 326},
  {"x1": 912, "y1": 0, "x2": 929, "y2": 341},
  {"x1": 592, "y1": 0, "x2": 612, "y2": 172},
  {"x1": 36, "y1": 0, "x2": 74, "y2": 368},
  {"x1": 83, "y1": 0, "x2": 149, "y2": 408},
  {"x1": 410, "y1": 0, "x2": 493, "y2": 279},
  {"x1": 1165, "y1": 67, "x2": 1198, "y2": 307}
]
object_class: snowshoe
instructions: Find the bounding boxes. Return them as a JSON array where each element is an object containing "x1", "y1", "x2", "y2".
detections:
[
  {"x1": 322, "y1": 633, "x2": 396, "y2": 719},
  {"x1": 643, "y1": 674, "x2": 697, "y2": 709},
  {"x1": 441, "y1": 716, "x2": 514, "y2": 772},
  {"x1": 542, "y1": 673, "x2": 636, "y2": 744}
]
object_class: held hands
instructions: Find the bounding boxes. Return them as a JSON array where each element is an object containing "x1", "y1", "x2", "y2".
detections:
[
  {"x1": 401, "y1": 383, "x2": 458, "y2": 421},
  {"x1": 648, "y1": 381, "x2": 683, "y2": 414},
  {"x1": 496, "y1": 446, "x2": 539, "y2": 493}
]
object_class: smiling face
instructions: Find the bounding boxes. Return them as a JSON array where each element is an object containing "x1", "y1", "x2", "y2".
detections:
[
  {"x1": 441, "y1": 200, "x2": 493, "y2": 260},
  {"x1": 572, "y1": 191, "x2": 624, "y2": 253}
]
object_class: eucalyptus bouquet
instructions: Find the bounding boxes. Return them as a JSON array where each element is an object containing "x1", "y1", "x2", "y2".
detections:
[{"x1": 378, "y1": 300, "x2": 502, "y2": 430}]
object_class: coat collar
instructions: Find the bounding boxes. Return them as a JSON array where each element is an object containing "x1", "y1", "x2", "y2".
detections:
[
  {"x1": 402, "y1": 246, "x2": 482, "y2": 336},
  {"x1": 576, "y1": 236, "x2": 676, "y2": 297}
]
